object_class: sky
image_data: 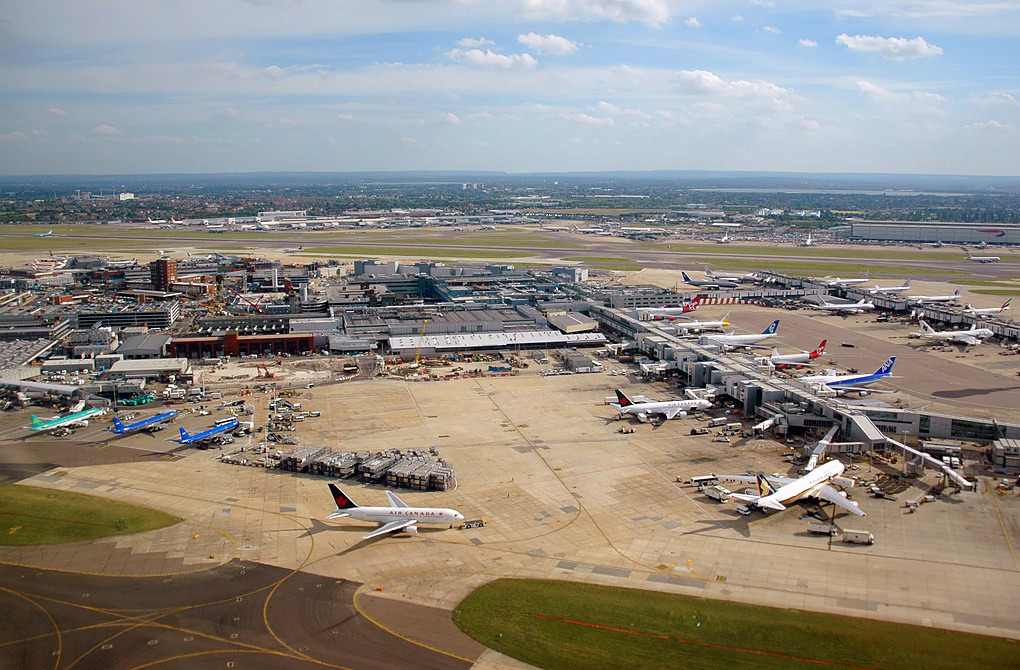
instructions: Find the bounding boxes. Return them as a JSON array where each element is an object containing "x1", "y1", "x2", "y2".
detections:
[{"x1": 1, "y1": 0, "x2": 1018, "y2": 176}]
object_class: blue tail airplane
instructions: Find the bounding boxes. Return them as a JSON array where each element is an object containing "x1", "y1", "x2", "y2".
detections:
[
  {"x1": 109, "y1": 410, "x2": 179, "y2": 434},
  {"x1": 176, "y1": 420, "x2": 238, "y2": 445}
]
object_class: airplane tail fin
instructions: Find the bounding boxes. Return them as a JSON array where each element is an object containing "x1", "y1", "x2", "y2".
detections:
[
  {"x1": 30, "y1": 414, "x2": 42, "y2": 427},
  {"x1": 614, "y1": 389, "x2": 634, "y2": 407},
  {"x1": 112, "y1": 418, "x2": 125, "y2": 433},
  {"x1": 682, "y1": 272, "x2": 692, "y2": 282},
  {"x1": 721, "y1": 310, "x2": 731, "y2": 325},
  {"x1": 863, "y1": 270, "x2": 869, "y2": 279},
  {"x1": 328, "y1": 483, "x2": 359, "y2": 510},
  {"x1": 756, "y1": 472, "x2": 777, "y2": 497},
  {"x1": 875, "y1": 356, "x2": 896, "y2": 375},
  {"x1": 919, "y1": 320, "x2": 935, "y2": 333},
  {"x1": 812, "y1": 340, "x2": 827, "y2": 357},
  {"x1": 762, "y1": 320, "x2": 780, "y2": 335},
  {"x1": 953, "y1": 289, "x2": 960, "y2": 296},
  {"x1": 1002, "y1": 298, "x2": 1012, "y2": 311},
  {"x1": 179, "y1": 427, "x2": 191, "y2": 442}
]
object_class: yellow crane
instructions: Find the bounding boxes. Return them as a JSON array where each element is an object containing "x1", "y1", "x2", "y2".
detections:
[{"x1": 412, "y1": 319, "x2": 428, "y2": 367}]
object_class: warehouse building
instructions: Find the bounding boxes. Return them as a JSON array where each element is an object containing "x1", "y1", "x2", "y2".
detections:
[{"x1": 848, "y1": 221, "x2": 1020, "y2": 245}]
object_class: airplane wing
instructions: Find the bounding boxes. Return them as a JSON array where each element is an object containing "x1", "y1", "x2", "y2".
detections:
[
  {"x1": 831, "y1": 386, "x2": 896, "y2": 394},
  {"x1": 385, "y1": 490, "x2": 409, "y2": 508},
  {"x1": 717, "y1": 474, "x2": 797, "y2": 486},
  {"x1": 816, "y1": 485, "x2": 866, "y2": 516},
  {"x1": 362, "y1": 519, "x2": 417, "y2": 540},
  {"x1": 663, "y1": 407, "x2": 683, "y2": 420},
  {"x1": 953, "y1": 335, "x2": 979, "y2": 346},
  {"x1": 326, "y1": 511, "x2": 350, "y2": 520}
]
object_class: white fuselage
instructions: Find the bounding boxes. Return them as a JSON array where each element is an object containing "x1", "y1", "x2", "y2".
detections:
[
  {"x1": 347, "y1": 506, "x2": 462, "y2": 525},
  {"x1": 765, "y1": 460, "x2": 844, "y2": 507},
  {"x1": 769, "y1": 350, "x2": 813, "y2": 365},
  {"x1": 828, "y1": 278, "x2": 867, "y2": 286},
  {"x1": 966, "y1": 306, "x2": 1008, "y2": 315},
  {"x1": 677, "y1": 318, "x2": 728, "y2": 332},
  {"x1": 617, "y1": 398, "x2": 711, "y2": 421},
  {"x1": 869, "y1": 284, "x2": 909, "y2": 294},
  {"x1": 706, "y1": 332, "x2": 775, "y2": 347},
  {"x1": 908, "y1": 294, "x2": 960, "y2": 304},
  {"x1": 817, "y1": 300, "x2": 874, "y2": 313},
  {"x1": 639, "y1": 306, "x2": 695, "y2": 318},
  {"x1": 915, "y1": 327, "x2": 994, "y2": 344}
]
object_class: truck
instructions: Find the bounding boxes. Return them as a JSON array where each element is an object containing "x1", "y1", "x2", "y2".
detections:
[
  {"x1": 842, "y1": 529, "x2": 874, "y2": 545},
  {"x1": 723, "y1": 422, "x2": 742, "y2": 435},
  {"x1": 807, "y1": 522, "x2": 837, "y2": 536},
  {"x1": 707, "y1": 417, "x2": 728, "y2": 427},
  {"x1": 488, "y1": 365, "x2": 512, "y2": 372},
  {"x1": 703, "y1": 485, "x2": 731, "y2": 502}
]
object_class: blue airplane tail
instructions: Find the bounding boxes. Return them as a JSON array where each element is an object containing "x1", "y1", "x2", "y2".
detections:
[
  {"x1": 682, "y1": 272, "x2": 692, "y2": 282},
  {"x1": 762, "y1": 320, "x2": 780, "y2": 335},
  {"x1": 875, "y1": 356, "x2": 896, "y2": 375},
  {"x1": 179, "y1": 427, "x2": 192, "y2": 443},
  {"x1": 112, "y1": 417, "x2": 126, "y2": 433},
  {"x1": 756, "y1": 472, "x2": 777, "y2": 497}
]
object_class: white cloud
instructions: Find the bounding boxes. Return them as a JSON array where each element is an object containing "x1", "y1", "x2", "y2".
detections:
[
  {"x1": 762, "y1": 25, "x2": 781, "y2": 34},
  {"x1": 264, "y1": 65, "x2": 287, "y2": 79},
  {"x1": 553, "y1": 112, "x2": 615, "y2": 126},
  {"x1": 673, "y1": 70, "x2": 790, "y2": 101},
  {"x1": 986, "y1": 92, "x2": 1020, "y2": 110},
  {"x1": 966, "y1": 120, "x2": 1016, "y2": 134},
  {"x1": 445, "y1": 48, "x2": 538, "y2": 69},
  {"x1": 456, "y1": 37, "x2": 494, "y2": 47},
  {"x1": 517, "y1": 32, "x2": 579, "y2": 55},
  {"x1": 749, "y1": 0, "x2": 775, "y2": 7},
  {"x1": 836, "y1": 34, "x2": 943, "y2": 60},
  {"x1": 684, "y1": 16, "x2": 702, "y2": 27},
  {"x1": 89, "y1": 124, "x2": 122, "y2": 137},
  {"x1": 46, "y1": 107, "x2": 68, "y2": 117},
  {"x1": 732, "y1": 14, "x2": 744, "y2": 21},
  {"x1": 214, "y1": 107, "x2": 242, "y2": 121},
  {"x1": 516, "y1": 0, "x2": 672, "y2": 26},
  {"x1": 854, "y1": 80, "x2": 945, "y2": 115},
  {"x1": 400, "y1": 136, "x2": 419, "y2": 145},
  {"x1": 0, "y1": 131, "x2": 30, "y2": 142},
  {"x1": 439, "y1": 112, "x2": 462, "y2": 125},
  {"x1": 798, "y1": 38, "x2": 818, "y2": 47},
  {"x1": 469, "y1": 111, "x2": 494, "y2": 121},
  {"x1": 337, "y1": 113, "x2": 355, "y2": 121},
  {"x1": 594, "y1": 100, "x2": 651, "y2": 120}
]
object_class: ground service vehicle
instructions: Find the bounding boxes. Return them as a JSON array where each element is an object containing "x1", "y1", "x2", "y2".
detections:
[{"x1": 842, "y1": 529, "x2": 874, "y2": 544}]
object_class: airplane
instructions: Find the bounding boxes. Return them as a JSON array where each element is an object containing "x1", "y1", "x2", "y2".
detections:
[
  {"x1": 705, "y1": 268, "x2": 757, "y2": 283},
  {"x1": 682, "y1": 271, "x2": 738, "y2": 290},
  {"x1": 28, "y1": 407, "x2": 106, "y2": 432},
  {"x1": 800, "y1": 233, "x2": 814, "y2": 247},
  {"x1": 674, "y1": 311, "x2": 731, "y2": 333},
  {"x1": 964, "y1": 298, "x2": 1011, "y2": 316},
  {"x1": 34, "y1": 229, "x2": 53, "y2": 237},
  {"x1": 282, "y1": 246, "x2": 304, "y2": 253},
  {"x1": 704, "y1": 320, "x2": 780, "y2": 349},
  {"x1": 716, "y1": 233, "x2": 731, "y2": 244},
  {"x1": 171, "y1": 217, "x2": 185, "y2": 224},
  {"x1": 963, "y1": 248, "x2": 1000, "y2": 263},
  {"x1": 826, "y1": 271, "x2": 869, "y2": 287},
  {"x1": 541, "y1": 225, "x2": 571, "y2": 232},
  {"x1": 814, "y1": 298, "x2": 876, "y2": 314},
  {"x1": 612, "y1": 389, "x2": 712, "y2": 423},
  {"x1": 325, "y1": 484, "x2": 464, "y2": 539},
  {"x1": 868, "y1": 278, "x2": 910, "y2": 294},
  {"x1": 109, "y1": 410, "x2": 179, "y2": 434},
  {"x1": 636, "y1": 297, "x2": 700, "y2": 319},
  {"x1": 911, "y1": 320, "x2": 994, "y2": 348},
  {"x1": 906, "y1": 289, "x2": 961, "y2": 304},
  {"x1": 480, "y1": 225, "x2": 498, "y2": 230},
  {"x1": 147, "y1": 217, "x2": 167, "y2": 224},
  {"x1": 758, "y1": 340, "x2": 826, "y2": 368},
  {"x1": 799, "y1": 356, "x2": 897, "y2": 393},
  {"x1": 175, "y1": 420, "x2": 239, "y2": 445},
  {"x1": 573, "y1": 225, "x2": 603, "y2": 234},
  {"x1": 719, "y1": 458, "x2": 864, "y2": 517}
]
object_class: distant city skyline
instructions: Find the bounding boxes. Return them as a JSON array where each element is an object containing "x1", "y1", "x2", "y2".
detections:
[{"x1": 1, "y1": 1, "x2": 1018, "y2": 176}]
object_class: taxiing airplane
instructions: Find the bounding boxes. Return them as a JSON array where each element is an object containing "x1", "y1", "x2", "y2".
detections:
[
  {"x1": 911, "y1": 321, "x2": 994, "y2": 348},
  {"x1": 28, "y1": 407, "x2": 106, "y2": 432},
  {"x1": 682, "y1": 271, "x2": 738, "y2": 290},
  {"x1": 282, "y1": 246, "x2": 304, "y2": 253},
  {"x1": 868, "y1": 278, "x2": 910, "y2": 294},
  {"x1": 964, "y1": 299, "x2": 1011, "y2": 316},
  {"x1": 906, "y1": 289, "x2": 960, "y2": 304},
  {"x1": 613, "y1": 389, "x2": 712, "y2": 423},
  {"x1": 814, "y1": 298, "x2": 875, "y2": 314},
  {"x1": 326, "y1": 484, "x2": 463, "y2": 539},
  {"x1": 719, "y1": 459, "x2": 864, "y2": 517},
  {"x1": 35, "y1": 229, "x2": 53, "y2": 237},
  {"x1": 716, "y1": 233, "x2": 731, "y2": 244},
  {"x1": 826, "y1": 271, "x2": 869, "y2": 287},
  {"x1": 759, "y1": 340, "x2": 826, "y2": 368},
  {"x1": 705, "y1": 268, "x2": 757, "y2": 283},
  {"x1": 176, "y1": 420, "x2": 238, "y2": 445},
  {"x1": 674, "y1": 311, "x2": 731, "y2": 333},
  {"x1": 963, "y1": 248, "x2": 1000, "y2": 263},
  {"x1": 800, "y1": 233, "x2": 814, "y2": 247},
  {"x1": 799, "y1": 356, "x2": 897, "y2": 393},
  {"x1": 704, "y1": 320, "x2": 780, "y2": 349},
  {"x1": 110, "y1": 410, "x2": 179, "y2": 435}
]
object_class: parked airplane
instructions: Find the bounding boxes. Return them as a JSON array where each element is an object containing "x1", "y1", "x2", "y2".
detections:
[
  {"x1": 704, "y1": 320, "x2": 780, "y2": 349},
  {"x1": 911, "y1": 321, "x2": 994, "y2": 348},
  {"x1": 964, "y1": 299, "x2": 1011, "y2": 316},
  {"x1": 682, "y1": 271, "x2": 738, "y2": 289},
  {"x1": 109, "y1": 410, "x2": 179, "y2": 435},
  {"x1": 326, "y1": 484, "x2": 463, "y2": 539},
  {"x1": 799, "y1": 356, "x2": 897, "y2": 393},
  {"x1": 705, "y1": 268, "x2": 757, "y2": 283},
  {"x1": 719, "y1": 459, "x2": 864, "y2": 517},
  {"x1": 541, "y1": 225, "x2": 570, "y2": 232},
  {"x1": 759, "y1": 340, "x2": 826, "y2": 368},
  {"x1": 28, "y1": 407, "x2": 106, "y2": 432},
  {"x1": 906, "y1": 289, "x2": 961, "y2": 304},
  {"x1": 826, "y1": 271, "x2": 869, "y2": 287},
  {"x1": 814, "y1": 298, "x2": 875, "y2": 314},
  {"x1": 963, "y1": 248, "x2": 1000, "y2": 263},
  {"x1": 171, "y1": 217, "x2": 185, "y2": 224},
  {"x1": 612, "y1": 389, "x2": 712, "y2": 423},
  {"x1": 674, "y1": 311, "x2": 731, "y2": 333},
  {"x1": 800, "y1": 233, "x2": 814, "y2": 247},
  {"x1": 716, "y1": 233, "x2": 731, "y2": 244},
  {"x1": 636, "y1": 297, "x2": 700, "y2": 319},
  {"x1": 34, "y1": 229, "x2": 53, "y2": 237},
  {"x1": 147, "y1": 217, "x2": 167, "y2": 224},
  {"x1": 869, "y1": 278, "x2": 910, "y2": 294},
  {"x1": 176, "y1": 420, "x2": 239, "y2": 444}
]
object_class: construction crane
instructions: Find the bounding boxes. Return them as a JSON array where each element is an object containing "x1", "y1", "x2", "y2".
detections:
[
  {"x1": 412, "y1": 319, "x2": 428, "y2": 367},
  {"x1": 228, "y1": 286, "x2": 265, "y2": 314}
]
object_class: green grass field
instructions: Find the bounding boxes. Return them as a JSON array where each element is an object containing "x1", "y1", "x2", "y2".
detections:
[
  {"x1": 659, "y1": 243, "x2": 964, "y2": 263},
  {"x1": 453, "y1": 579, "x2": 1017, "y2": 670},
  {"x1": 0, "y1": 483, "x2": 180, "y2": 546}
]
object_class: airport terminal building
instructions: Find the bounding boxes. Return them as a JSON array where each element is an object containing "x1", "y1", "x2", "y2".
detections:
[{"x1": 848, "y1": 221, "x2": 1020, "y2": 245}]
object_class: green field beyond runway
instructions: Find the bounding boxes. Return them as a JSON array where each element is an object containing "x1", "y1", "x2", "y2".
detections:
[{"x1": 453, "y1": 579, "x2": 1016, "y2": 670}]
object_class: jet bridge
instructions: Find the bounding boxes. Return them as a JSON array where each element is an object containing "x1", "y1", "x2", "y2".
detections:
[{"x1": 885, "y1": 436, "x2": 974, "y2": 490}]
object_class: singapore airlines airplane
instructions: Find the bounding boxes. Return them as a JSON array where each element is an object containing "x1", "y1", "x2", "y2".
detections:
[
  {"x1": 326, "y1": 484, "x2": 464, "y2": 539},
  {"x1": 717, "y1": 459, "x2": 864, "y2": 517},
  {"x1": 612, "y1": 389, "x2": 712, "y2": 423}
]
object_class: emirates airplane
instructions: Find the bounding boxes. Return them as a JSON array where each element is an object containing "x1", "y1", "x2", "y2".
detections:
[{"x1": 326, "y1": 484, "x2": 463, "y2": 539}]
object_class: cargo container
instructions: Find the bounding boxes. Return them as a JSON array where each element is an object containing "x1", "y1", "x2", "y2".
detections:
[
  {"x1": 842, "y1": 529, "x2": 874, "y2": 544},
  {"x1": 807, "y1": 522, "x2": 837, "y2": 536},
  {"x1": 704, "y1": 485, "x2": 731, "y2": 502}
]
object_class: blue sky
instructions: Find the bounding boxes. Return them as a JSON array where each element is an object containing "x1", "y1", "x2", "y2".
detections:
[{"x1": 1, "y1": 0, "x2": 1018, "y2": 175}]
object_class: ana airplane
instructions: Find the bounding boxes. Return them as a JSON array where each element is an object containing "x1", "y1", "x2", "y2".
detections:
[
  {"x1": 907, "y1": 289, "x2": 961, "y2": 304},
  {"x1": 826, "y1": 270, "x2": 869, "y2": 287},
  {"x1": 719, "y1": 459, "x2": 864, "y2": 517},
  {"x1": 799, "y1": 356, "x2": 897, "y2": 393},
  {"x1": 674, "y1": 311, "x2": 731, "y2": 333},
  {"x1": 759, "y1": 340, "x2": 826, "y2": 368},
  {"x1": 109, "y1": 410, "x2": 179, "y2": 434},
  {"x1": 911, "y1": 321, "x2": 994, "y2": 348},
  {"x1": 326, "y1": 484, "x2": 463, "y2": 539},
  {"x1": 814, "y1": 298, "x2": 875, "y2": 314},
  {"x1": 705, "y1": 268, "x2": 757, "y2": 282},
  {"x1": 28, "y1": 407, "x2": 106, "y2": 432},
  {"x1": 963, "y1": 248, "x2": 1000, "y2": 263},
  {"x1": 704, "y1": 320, "x2": 780, "y2": 349},
  {"x1": 869, "y1": 278, "x2": 910, "y2": 294},
  {"x1": 964, "y1": 298, "x2": 1011, "y2": 316},
  {"x1": 682, "y1": 271, "x2": 738, "y2": 289},
  {"x1": 34, "y1": 229, "x2": 53, "y2": 237},
  {"x1": 612, "y1": 389, "x2": 712, "y2": 423},
  {"x1": 176, "y1": 420, "x2": 238, "y2": 445}
]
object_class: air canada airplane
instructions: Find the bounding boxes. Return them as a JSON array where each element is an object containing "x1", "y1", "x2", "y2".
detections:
[
  {"x1": 718, "y1": 459, "x2": 864, "y2": 517},
  {"x1": 612, "y1": 389, "x2": 712, "y2": 422},
  {"x1": 326, "y1": 484, "x2": 463, "y2": 539}
]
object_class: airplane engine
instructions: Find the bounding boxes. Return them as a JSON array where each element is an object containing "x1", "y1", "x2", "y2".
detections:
[
  {"x1": 675, "y1": 411, "x2": 687, "y2": 418},
  {"x1": 402, "y1": 526, "x2": 418, "y2": 535}
]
